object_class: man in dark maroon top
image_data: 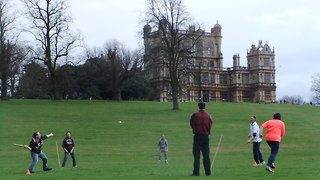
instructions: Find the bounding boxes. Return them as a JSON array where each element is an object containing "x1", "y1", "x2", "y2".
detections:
[{"x1": 189, "y1": 102, "x2": 212, "y2": 176}]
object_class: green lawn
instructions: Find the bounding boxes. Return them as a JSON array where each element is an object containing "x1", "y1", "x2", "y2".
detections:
[{"x1": 0, "y1": 100, "x2": 319, "y2": 180}]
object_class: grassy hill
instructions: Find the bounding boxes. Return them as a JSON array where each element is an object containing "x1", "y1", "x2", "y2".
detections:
[{"x1": 0, "y1": 100, "x2": 319, "y2": 180}]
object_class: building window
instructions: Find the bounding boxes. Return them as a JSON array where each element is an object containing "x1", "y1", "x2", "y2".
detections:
[
  {"x1": 242, "y1": 74, "x2": 249, "y2": 84},
  {"x1": 211, "y1": 73, "x2": 215, "y2": 83},
  {"x1": 165, "y1": 67, "x2": 170, "y2": 77},
  {"x1": 185, "y1": 59, "x2": 191, "y2": 66},
  {"x1": 264, "y1": 73, "x2": 271, "y2": 83},
  {"x1": 187, "y1": 90, "x2": 190, "y2": 100},
  {"x1": 210, "y1": 91, "x2": 216, "y2": 100},
  {"x1": 184, "y1": 41, "x2": 191, "y2": 51},
  {"x1": 242, "y1": 91, "x2": 250, "y2": 100},
  {"x1": 167, "y1": 86, "x2": 172, "y2": 94},
  {"x1": 194, "y1": 73, "x2": 199, "y2": 84},
  {"x1": 220, "y1": 91, "x2": 227, "y2": 100},
  {"x1": 203, "y1": 72, "x2": 209, "y2": 83},
  {"x1": 208, "y1": 41, "x2": 214, "y2": 55},
  {"x1": 219, "y1": 74, "x2": 227, "y2": 85},
  {"x1": 264, "y1": 58, "x2": 270, "y2": 66},
  {"x1": 209, "y1": 61, "x2": 214, "y2": 68},
  {"x1": 195, "y1": 60, "x2": 201, "y2": 66},
  {"x1": 194, "y1": 90, "x2": 199, "y2": 98},
  {"x1": 265, "y1": 90, "x2": 271, "y2": 100},
  {"x1": 196, "y1": 42, "x2": 202, "y2": 55}
]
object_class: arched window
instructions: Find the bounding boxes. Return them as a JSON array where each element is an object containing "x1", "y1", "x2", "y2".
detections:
[
  {"x1": 184, "y1": 41, "x2": 191, "y2": 51},
  {"x1": 196, "y1": 42, "x2": 202, "y2": 55},
  {"x1": 208, "y1": 41, "x2": 214, "y2": 55}
]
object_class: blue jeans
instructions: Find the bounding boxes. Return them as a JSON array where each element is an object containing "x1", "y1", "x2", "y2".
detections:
[
  {"x1": 62, "y1": 151, "x2": 77, "y2": 167},
  {"x1": 253, "y1": 142, "x2": 264, "y2": 164},
  {"x1": 29, "y1": 151, "x2": 48, "y2": 171},
  {"x1": 266, "y1": 141, "x2": 280, "y2": 166}
]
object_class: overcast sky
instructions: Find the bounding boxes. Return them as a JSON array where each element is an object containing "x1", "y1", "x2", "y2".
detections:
[{"x1": 12, "y1": 0, "x2": 320, "y2": 101}]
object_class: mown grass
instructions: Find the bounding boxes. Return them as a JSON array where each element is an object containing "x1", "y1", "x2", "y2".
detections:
[{"x1": 0, "y1": 100, "x2": 319, "y2": 180}]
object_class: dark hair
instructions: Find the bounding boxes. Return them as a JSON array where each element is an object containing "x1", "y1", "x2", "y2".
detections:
[
  {"x1": 198, "y1": 102, "x2": 206, "y2": 109},
  {"x1": 251, "y1": 116, "x2": 256, "y2": 120},
  {"x1": 66, "y1": 131, "x2": 71, "y2": 136},
  {"x1": 33, "y1": 131, "x2": 39, "y2": 138},
  {"x1": 273, "y1": 112, "x2": 281, "y2": 120}
]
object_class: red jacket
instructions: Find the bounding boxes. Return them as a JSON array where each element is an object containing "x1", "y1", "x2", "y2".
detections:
[{"x1": 190, "y1": 110, "x2": 212, "y2": 135}]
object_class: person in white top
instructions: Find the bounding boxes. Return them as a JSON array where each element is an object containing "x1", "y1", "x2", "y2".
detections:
[{"x1": 247, "y1": 116, "x2": 265, "y2": 166}]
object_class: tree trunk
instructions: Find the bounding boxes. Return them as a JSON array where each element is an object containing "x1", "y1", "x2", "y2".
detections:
[
  {"x1": 172, "y1": 82, "x2": 180, "y2": 110},
  {"x1": 113, "y1": 87, "x2": 122, "y2": 101},
  {"x1": 1, "y1": 72, "x2": 8, "y2": 100},
  {"x1": 49, "y1": 69, "x2": 60, "y2": 100},
  {"x1": 53, "y1": 74, "x2": 60, "y2": 100}
]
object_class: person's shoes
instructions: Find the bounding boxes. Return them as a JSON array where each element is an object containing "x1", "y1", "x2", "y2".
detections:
[
  {"x1": 206, "y1": 174, "x2": 211, "y2": 176},
  {"x1": 27, "y1": 169, "x2": 34, "y2": 174},
  {"x1": 189, "y1": 174, "x2": 200, "y2": 176},
  {"x1": 271, "y1": 165, "x2": 276, "y2": 168},
  {"x1": 258, "y1": 161, "x2": 266, "y2": 166},
  {"x1": 158, "y1": 160, "x2": 160, "y2": 163},
  {"x1": 165, "y1": 160, "x2": 168, "y2": 163},
  {"x1": 266, "y1": 168, "x2": 274, "y2": 173},
  {"x1": 73, "y1": 165, "x2": 77, "y2": 167},
  {"x1": 43, "y1": 167, "x2": 52, "y2": 171}
]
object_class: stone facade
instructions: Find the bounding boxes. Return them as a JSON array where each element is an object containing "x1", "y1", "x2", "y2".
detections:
[{"x1": 143, "y1": 22, "x2": 276, "y2": 103}]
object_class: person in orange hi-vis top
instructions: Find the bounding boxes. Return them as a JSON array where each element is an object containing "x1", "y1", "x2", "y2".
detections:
[{"x1": 259, "y1": 112, "x2": 285, "y2": 173}]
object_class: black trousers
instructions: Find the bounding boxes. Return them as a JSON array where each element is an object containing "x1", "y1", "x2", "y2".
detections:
[
  {"x1": 253, "y1": 142, "x2": 264, "y2": 164},
  {"x1": 193, "y1": 134, "x2": 211, "y2": 175}
]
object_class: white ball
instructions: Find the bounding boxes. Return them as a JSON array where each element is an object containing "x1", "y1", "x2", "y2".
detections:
[{"x1": 119, "y1": 121, "x2": 122, "y2": 123}]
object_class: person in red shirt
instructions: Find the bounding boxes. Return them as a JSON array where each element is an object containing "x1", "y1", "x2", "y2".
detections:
[
  {"x1": 189, "y1": 102, "x2": 212, "y2": 176},
  {"x1": 61, "y1": 131, "x2": 77, "y2": 167},
  {"x1": 260, "y1": 112, "x2": 285, "y2": 173}
]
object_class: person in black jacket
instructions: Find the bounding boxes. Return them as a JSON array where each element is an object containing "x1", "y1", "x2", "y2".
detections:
[
  {"x1": 61, "y1": 131, "x2": 77, "y2": 167},
  {"x1": 27, "y1": 131, "x2": 53, "y2": 173}
]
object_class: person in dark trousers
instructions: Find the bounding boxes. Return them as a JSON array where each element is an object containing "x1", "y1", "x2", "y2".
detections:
[
  {"x1": 61, "y1": 131, "x2": 77, "y2": 167},
  {"x1": 247, "y1": 116, "x2": 265, "y2": 166},
  {"x1": 27, "y1": 131, "x2": 53, "y2": 173},
  {"x1": 260, "y1": 112, "x2": 285, "y2": 173},
  {"x1": 189, "y1": 102, "x2": 212, "y2": 176},
  {"x1": 157, "y1": 134, "x2": 168, "y2": 163}
]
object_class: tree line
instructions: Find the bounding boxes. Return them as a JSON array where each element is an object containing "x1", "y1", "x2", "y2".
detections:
[
  {"x1": 0, "y1": 0, "x2": 149, "y2": 101},
  {"x1": 0, "y1": 0, "x2": 319, "y2": 108}
]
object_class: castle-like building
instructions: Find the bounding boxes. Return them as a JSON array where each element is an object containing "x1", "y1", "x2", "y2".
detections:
[{"x1": 143, "y1": 22, "x2": 276, "y2": 103}]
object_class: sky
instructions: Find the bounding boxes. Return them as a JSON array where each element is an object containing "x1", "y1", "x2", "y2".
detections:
[{"x1": 11, "y1": 0, "x2": 320, "y2": 101}]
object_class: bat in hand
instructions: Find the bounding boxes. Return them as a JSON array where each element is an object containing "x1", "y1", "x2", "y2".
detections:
[{"x1": 13, "y1": 144, "x2": 31, "y2": 150}]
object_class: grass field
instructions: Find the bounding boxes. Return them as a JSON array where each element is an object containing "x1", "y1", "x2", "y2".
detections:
[{"x1": 0, "y1": 100, "x2": 319, "y2": 180}]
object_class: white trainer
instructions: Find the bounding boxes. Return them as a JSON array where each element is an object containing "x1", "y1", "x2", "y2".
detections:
[
  {"x1": 158, "y1": 160, "x2": 160, "y2": 163},
  {"x1": 258, "y1": 161, "x2": 266, "y2": 166},
  {"x1": 165, "y1": 160, "x2": 168, "y2": 163}
]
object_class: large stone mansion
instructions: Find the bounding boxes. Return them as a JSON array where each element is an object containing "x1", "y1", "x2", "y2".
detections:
[{"x1": 143, "y1": 22, "x2": 276, "y2": 103}]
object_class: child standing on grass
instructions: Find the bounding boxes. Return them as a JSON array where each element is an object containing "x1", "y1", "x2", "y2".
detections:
[
  {"x1": 61, "y1": 131, "x2": 77, "y2": 167},
  {"x1": 157, "y1": 134, "x2": 168, "y2": 163}
]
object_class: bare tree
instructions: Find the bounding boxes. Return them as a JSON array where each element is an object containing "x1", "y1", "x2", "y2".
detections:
[
  {"x1": 279, "y1": 95, "x2": 306, "y2": 105},
  {"x1": 105, "y1": 41, "x2": 143, "y2": 100},
  {"x1": 311, "y1": 73, "x2": 320, "y2": 105},
  {"x1": 144, "y1": 0, "x2": 203, "y2": 109},
  {"x1": 0, "y1": 0, "x2": 18, "y2": 100},
  {"x1": 23, "y1": 0, "x2": 80, "y2": 100}
]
